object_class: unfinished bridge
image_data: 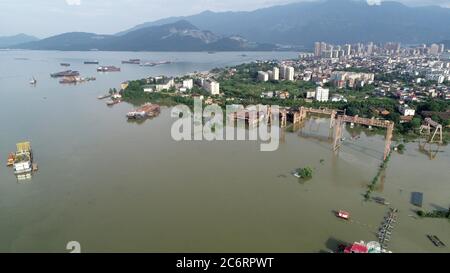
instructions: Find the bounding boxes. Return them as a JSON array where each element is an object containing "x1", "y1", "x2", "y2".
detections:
[{"x1": 280, "y1": 107, "x2": 395, "y2": 160}]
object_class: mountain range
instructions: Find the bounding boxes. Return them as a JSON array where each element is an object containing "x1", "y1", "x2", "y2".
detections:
[
  {"x1": 0, "y1": 33, "x2": 38, "y2": 48},
  {"x1": 11, "y1": 20, "x2": 274, "y2": 51},
  {"x1": 118, "y1": 0, "x2": 450, "y2": 47},
  {"x1": 5, "y1": 0, "x2": 450, "y2": 51}
]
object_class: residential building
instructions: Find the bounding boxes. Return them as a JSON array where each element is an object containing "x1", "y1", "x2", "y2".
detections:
[
  {"x1": 182, "y1": 79, "x2": 193, "y2": 89},
  {"x1": 203, "y1": 79, "x2": 220, "y2": 95},
  {"x1": 257, "y1": 71, "x2": 269, "y2": 82},
  {"x1": 315, "y1": 86, "x2": 329, "y2": 102},
  {"x1": 272, "y1": 67, "x2": 280, "y2": 81},
  {"x1": 399, "y1": 104, "x2": 415, "y2": 116}
]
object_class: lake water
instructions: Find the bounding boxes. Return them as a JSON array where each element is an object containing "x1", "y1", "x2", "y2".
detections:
[{"x1": 0, "y1": 50, "x2": 449, "y2": 253}]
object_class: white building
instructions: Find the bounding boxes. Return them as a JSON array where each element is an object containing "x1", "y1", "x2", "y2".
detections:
[
  {"x1": 306, "y1": 91, "x2": 316, "y2": 99},
  {"x1": 284, "y1": 66, "x2": 295, "y2": 81},
  {"x1": 257, "y1": 71, "x2": 269, "y2": 82},
  {"x1": 430, "y1": 44, "x2": 440, "y2": 55},
  {"x1": 203, "y1": 80, "x2": 220, "y2": 95},
  {"x1": 399, "y1": 105, "x2": 415, "y2": 116},
  {"x1": 155, "y1": 78, "x2": 175, "y2": 92},
  {"x1": 315, "y1": 86, "x2": 329, "y2": 102},
  {"x1": 182, "y1": 79, "x2": 193, "y2": 89},
  {"x1": 331, "y1": 94, "x2": 347, "y2": 102},
  {"x1": 272, "y1": 67, "x2": 280, "y2": 81}
]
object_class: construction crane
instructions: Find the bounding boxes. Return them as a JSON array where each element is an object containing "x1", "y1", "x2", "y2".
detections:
[{"x1": 419, "y1": 118, "x2": 443, "y2": 144}]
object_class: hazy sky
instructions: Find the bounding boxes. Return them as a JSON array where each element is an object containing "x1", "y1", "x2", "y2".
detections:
[{"x1": 0, "y1": 0, "x2": 449, "y2": 38}]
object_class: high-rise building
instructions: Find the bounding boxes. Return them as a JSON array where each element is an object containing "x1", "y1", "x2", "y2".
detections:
[
  {"x1": 367, "y1": 42, "x2": 374, "y2": 55},
  {"x1": 430, "y1": 44, "x2": 440, "y2": 55},
  {"x1": 314, "y1": 42, "x2": 322, "y2": 57},
  {"x1": 280, "y1": 65, "x2": 287, "y2": 79},
  {"x1": 315, "y1": 87, "x2": 329, "y2": 102},
  {"x1": 439, "y1": 44, "x2": 445, "y2": 54},
  {"x1": 182, "y1": 79, "x2": 193, "y2": 89},
  {"x1": 344, "y1": 44, "x2": 351, "y2": 56},
  {"x1": 285, "y1": 66, "x2": 295, "y2": 81},
  {"x1": 203, "y1": 80, "x2": 220, "y2": 95},
  {"x1": 257, "y1": 71, "x2": 269, "y2": 82},
  {"x1": 272, "y1": 67, "x2": 280, "y2": 81}
]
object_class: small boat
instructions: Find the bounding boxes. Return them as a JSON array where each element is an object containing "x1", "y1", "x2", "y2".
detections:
[
  {"x1": 336, "y1": 210, "x2": 350, "y2": 220},
  {"x1": 427, "y1": 235, "x2": 446, "y2": 247},
  {"x1": 106, "y1": 99, "x2": 120, "y2": 106},
  {"x1": 122, "y1": 59, "x2": 140, "y2": 64},
  {"x1": 7, "y1": 153, "x2": 15, "y2": 167},
  {"x1": 373, "y1": 197, "x2": 390, "y2": 205},
  {"x1": 84, "y1": 60, "x2": 99, "y2": 64},
  {"x1": 60, "y1": 63, "x2": 70, "y2": 67},
  {"x1": 29, "y1": 77, "x2": 37, "y2": 85},
  {"x1": 50, "y1": 70, "x2": 79, "y2": 78},
  {"x1": 97, "y1": 66, "x2": 120, "y2": 72},
  {"x1": 97, "y1": 94, "x2": 111, "y2": 100}
]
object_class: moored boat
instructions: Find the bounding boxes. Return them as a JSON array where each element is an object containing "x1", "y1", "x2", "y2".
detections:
[
  {"x1": 122, "y1": 59, "x2": 141, "y2": 64},
  {"x1": 97, "y1": 94, "x2": 111, "y2": 100},
  {"x1": 127, "y1": 103, "x2": 160, "y2": 119},
  {"x1": 84, "y1": 60, "x2": 99, "y2": 64},
  {"x1": 13, "y1": 142, "x2": 34, "y2": 175},
  {"x1": 50, "y1": 70, "x2": 79, "y2": 78},
  {"x1": 336, "y1": 210, "x2": 350, "y2": 220},
  {"x1": 97, "y1": 66, "x2": 120, "y2": 72},
  {"x1": 7, "y1": 153, "x2": 15, "y2": 167},
  {"x1": 106, "y1": 99, "x2": 121, "y2": 106}
]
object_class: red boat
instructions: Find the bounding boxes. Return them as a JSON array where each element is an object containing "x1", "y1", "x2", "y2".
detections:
[
  {"x1": 7, "y1": 153, "x2": 15, "y2": 167},
  {"x1": 336, "y1": 210, "x2": 350, "y2": 220}
]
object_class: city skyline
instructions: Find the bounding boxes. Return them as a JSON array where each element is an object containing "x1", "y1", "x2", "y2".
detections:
[{"x1": 1, "y1": 0, "x2": 450, "y2": 38}]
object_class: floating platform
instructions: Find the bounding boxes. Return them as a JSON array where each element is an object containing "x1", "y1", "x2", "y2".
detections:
[{"x1": 411, "y1": 192, "x2": 424, "y2": 207}]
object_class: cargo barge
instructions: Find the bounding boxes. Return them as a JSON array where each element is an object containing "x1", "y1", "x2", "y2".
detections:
[
  {"x1": 127, "y1": 103, "x2": 160, "y2": 119},
  {"x1": 139, "y1": 61, "x2": 171, "y2": 67},
  {"x1": 97, "y1": 66, "x2": 121, "y2": 72},
  {"x1": 50, "y1": 70, "x2": 80, "y2": 78},
  {"x1": 59, "y1": 76, "x2": 96, "y2": 84},
  {"x1": 122, "y1": 59, "x2": 141, "y2": 64},
  {"x1": 12, "y1": 142, "x2": 37, "y2": 175},
  {"x1": 84, "y1": 60, "x2": 99, "y2": 64}
]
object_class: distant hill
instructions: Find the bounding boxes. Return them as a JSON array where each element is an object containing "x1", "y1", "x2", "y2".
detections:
[
  {"x1": 12, "y1": 21, "x2": 275, "y2": 51},
  {"x1": 117, "y1": 0, "x2": 450, "y2": 47},
  {"x1": 12, "y1": 32, "x2": 112, "y2": 51},
  {"x1": 0, "y1": 34, "x2": 39, "y2": 48}
]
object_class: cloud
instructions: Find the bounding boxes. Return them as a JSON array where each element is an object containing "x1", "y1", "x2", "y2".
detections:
[{"x1": 66, "y1": 0, "x2": 81, "y2": 6}]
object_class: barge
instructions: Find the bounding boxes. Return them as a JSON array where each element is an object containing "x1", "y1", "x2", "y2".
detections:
[
  {"x1": 84, "y1": 60, "x2": 99, "y2": 64},
  {"x1": 97, "y1": 66, "x2": 121, "y2": 72},
  {"x1": 127, "y1": 103, "x2": 160, "y2": 119},
  {"x1": 13, "y1": 142, "x2": 35, "y2": 175},
  {"x1": 50, "y1": 70, "x2": 79, "y2": 78},
  {"x1": 122, "y1": 59, "x2": 141, "y2": 64}
]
